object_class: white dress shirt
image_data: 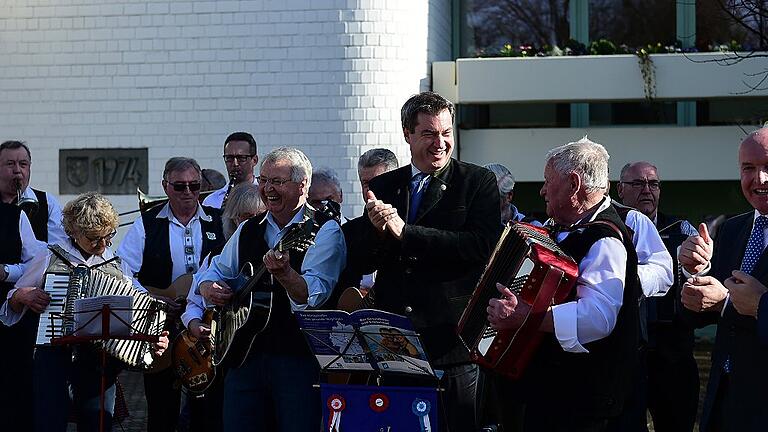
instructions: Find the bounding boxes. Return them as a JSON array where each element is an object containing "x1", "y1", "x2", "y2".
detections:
[
  {"x1": 181, "y1": 254, "x2": 212, "y2": 329},
  {"x1": 202, "y1": 178, "x2": 258, "y2": 209},
  {"x1": 20, "y1": 187, "x2": 67, "y2": 246},
  {"x1": 0, "y1": 239, "x2": 139, "y2": 326},
  {"x1": 551, "y1": 197, "x2": 628, "y2": 354},
  {"x1": 623, "y1": 209, "x2": 674, "y2": 298},
  {"x1": 4, "y1": 211, "x2": 47, "y2": 283},
  {"x1": 198, "y1": 207, "x2": 346, "y2": 311},
  {"x1": 117, "y1": 203, "x2": 213, "y2": 291}
]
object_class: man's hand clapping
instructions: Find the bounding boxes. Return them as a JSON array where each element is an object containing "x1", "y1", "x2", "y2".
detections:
[{"x1": 365, "y1": 191, "x2": 405, "y2": 240}]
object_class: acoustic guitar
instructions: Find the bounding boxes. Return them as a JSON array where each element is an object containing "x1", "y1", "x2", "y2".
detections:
[
  {"x1": 335, "y1": 285, "x2": 376, "y2": 312},
  {"x1": 212, "y1": 220, "x2": 316, "y2": 367}
]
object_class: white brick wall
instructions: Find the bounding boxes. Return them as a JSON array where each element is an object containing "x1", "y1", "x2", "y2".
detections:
[{"x1": 0, "y1": 0, "x2": 452, "y2": 239}]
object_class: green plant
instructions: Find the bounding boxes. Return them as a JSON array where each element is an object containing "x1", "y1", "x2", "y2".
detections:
[{"x1": 635, "y1": 48, "x2": 656, "y2": 100}]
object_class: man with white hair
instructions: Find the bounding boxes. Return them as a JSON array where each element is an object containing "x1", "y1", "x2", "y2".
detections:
[
  {"x1": 197, "y1": 147, "x2": 346, "y2": 431},
  {"x1": 488, "y1": 137, "x2": 640, "y2": 431}
]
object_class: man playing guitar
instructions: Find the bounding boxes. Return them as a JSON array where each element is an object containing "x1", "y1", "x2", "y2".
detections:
[{"x1": 197, "y1": 147, "x2": 345, "y2": 432}]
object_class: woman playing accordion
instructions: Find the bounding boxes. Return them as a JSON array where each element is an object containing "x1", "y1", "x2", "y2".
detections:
[{"x1": 0, "y1": 192, "x2": 169, "y2": 432}]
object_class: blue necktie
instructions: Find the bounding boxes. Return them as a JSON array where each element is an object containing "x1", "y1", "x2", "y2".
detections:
[
  {"x1": 741, "y1": 215, "x2": 768, "y2": 274},
  {"x1": 408, "y1": 173, "x2": 428, "y2": 224},
  {"x1": 724, "y1": 215, "x2": 768, "y2": 373}
]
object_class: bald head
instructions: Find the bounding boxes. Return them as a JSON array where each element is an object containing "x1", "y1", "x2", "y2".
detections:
[{"x1": 739, "y1": 129, "x2": 768, "y2": 214}]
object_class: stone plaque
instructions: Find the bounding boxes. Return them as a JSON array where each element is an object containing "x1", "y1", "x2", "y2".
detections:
[{"x1": 59, "y1": 148, "x2": 149, "y2": 195}]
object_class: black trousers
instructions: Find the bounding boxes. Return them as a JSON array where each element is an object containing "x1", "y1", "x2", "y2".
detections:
[
  {"x1": 523, "y1": 402, "x2": 609, "y2": 432},
  {"x1": 186, "y1": 368, "x2": 227, "y2": 432},
  {"x1": 477, "y1": 370, "x2": 525, "y2": 432},
  {"x1": 0, "y1": 316, "x2": 36, "y2": 432},
  {"x1": 144, "y1": 367, "x2": 181, "y2": 432},
  {"x1": 438, "y1": 363, "x2": 481, "y2": 432},
  {"x1": 646, "y1": 350, "x2": 698, "y2": 432}
]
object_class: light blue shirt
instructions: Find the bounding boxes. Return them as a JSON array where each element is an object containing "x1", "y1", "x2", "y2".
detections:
[{"x1": 198, "y1": 206, "x2": 346, "y2": 310}]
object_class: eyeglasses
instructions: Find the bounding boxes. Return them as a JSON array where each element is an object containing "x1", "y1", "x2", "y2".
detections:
[
  {"x1": 167, "y1": 181, "x2": 202, "y2": 192},
  {"x1": 256, "y1": 176, "x2": 293, "y2": 186},
  {"x1": 84, "y1": 230, "x2": 117, "y2": 247},
  {"x1": 621, "y1": 180, "x2": 660, "y2": 191},
  {"x1": 223, "y1": 154, "x2": 255, "y2": 163}
]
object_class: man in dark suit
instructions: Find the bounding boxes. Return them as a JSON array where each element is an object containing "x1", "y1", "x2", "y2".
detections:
[
  {"x1": 364, "y1": 91, "x2": 501, "y2": 431},
  {"x1": 331, "y1": 148, "x2": 399, "y2": 309},
  {"x1": 679, "y1": 127, "x2": 768, "y2": 431},
  {"x1": 617, "y1": 161, "x2": 699, "y2": 432}
]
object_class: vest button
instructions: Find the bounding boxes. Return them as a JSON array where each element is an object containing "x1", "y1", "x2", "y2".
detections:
[
  {"x1": 405, "y1": 268, "x2": 412, "y2": 274},
  {"x1": 405, "y1": 306, "x2": 413, "y2": 313}
]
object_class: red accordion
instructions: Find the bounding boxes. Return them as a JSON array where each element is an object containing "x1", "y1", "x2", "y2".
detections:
[{"x1": 458, "y1": 222, "x2": 579, "y2": 379}]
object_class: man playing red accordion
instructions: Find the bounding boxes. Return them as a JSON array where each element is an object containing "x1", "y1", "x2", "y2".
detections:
[{"x1": 488, "y1": 137, "x2": 641, "y2": 432}]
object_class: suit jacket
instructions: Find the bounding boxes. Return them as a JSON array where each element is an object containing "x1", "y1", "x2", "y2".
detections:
[
  {"x1": 700, "y1": 211, "x2": 768, "y2": 431},
  {"x1": 362, "y1": 159, "x2": 501, "y2": 365},
  {"x1": 760, "y1": 293, "x2": 768, "y2": 344},
  {"x1": 328, "y1": 215, "x2": 377, "y2": 308}
]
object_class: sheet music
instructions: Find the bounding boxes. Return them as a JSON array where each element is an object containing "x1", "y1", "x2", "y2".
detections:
[{"x1": 73, "y1": 295, "x2": 133, "y2": 337}]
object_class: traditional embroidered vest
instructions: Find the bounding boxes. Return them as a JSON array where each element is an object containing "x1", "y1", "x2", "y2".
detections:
[{"x1": 136, "y1": 205, "x2": 224, "y2": 290}]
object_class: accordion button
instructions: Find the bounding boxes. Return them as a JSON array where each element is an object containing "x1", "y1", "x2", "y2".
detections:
[{"x1": 404, "y1": 306, "x2": 413, "y2": 313}]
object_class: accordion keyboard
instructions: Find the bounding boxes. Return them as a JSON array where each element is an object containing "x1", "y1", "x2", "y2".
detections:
[{"x1": 36, "y1": 273, "x2": 71, "y2": 346}]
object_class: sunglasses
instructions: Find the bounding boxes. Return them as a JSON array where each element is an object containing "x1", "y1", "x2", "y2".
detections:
[{"x1": 167, "y1": 181, "x2": 202, "y2": 192}]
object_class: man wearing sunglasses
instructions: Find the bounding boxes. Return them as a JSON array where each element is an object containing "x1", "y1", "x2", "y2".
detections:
[
  {"x1": 118, "y1": 157, "x2": 225, "y2": 431},
  {"x1": 203, "y1": 132, "x2": 259, "y2": 209}
]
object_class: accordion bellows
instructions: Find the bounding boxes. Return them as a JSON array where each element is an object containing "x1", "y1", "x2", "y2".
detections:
[
  {"x1": 458, "y1": 222, "x2": 578, "y2": 379},
  {"x1": 38, "y1": 265, "x2": 168, "y2": 370}
]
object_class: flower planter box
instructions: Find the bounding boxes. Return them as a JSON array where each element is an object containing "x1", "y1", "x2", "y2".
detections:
[{"x1": 433, "y1": 52, "x2": 768, "y2": 104}]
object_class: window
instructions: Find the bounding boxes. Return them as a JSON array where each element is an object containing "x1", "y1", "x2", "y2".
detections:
[{"x1": 459, "y1": 0, "x2": 570, "y2": 57}]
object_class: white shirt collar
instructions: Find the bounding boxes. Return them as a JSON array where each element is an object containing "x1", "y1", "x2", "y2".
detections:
[
  {"x1": 573, "y1": 196, "x2": 612, "y2": 226},
  {"x1": 410, "y1": 164, "x2": 424, "y2": 177},
  {"x1": 64, "y1": 238, "x2": 118, "y2": 266},
  {"x1": 753, "y1": 209, "x2": 768, "y2": 224},
  {"x1": 156, "y1": 202, "x2": 212, "y2": 224}
]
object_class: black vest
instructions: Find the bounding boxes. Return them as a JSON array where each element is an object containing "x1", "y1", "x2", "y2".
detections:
[
  {"x1": 0, "y1": 204, "x2": 23, "y2": 300},
  {"x1": 136, "y1": 205, "x2": 224, "y2": 289},
  {"x1": 237, "y1": 213, "x2": 312, "y2": 356},
  {"x1": 524, "y1": 205, "x2": 640, "y2": 418},
  {"x1": 28, "y1": 189, "x2": 49, "y2": 242}
]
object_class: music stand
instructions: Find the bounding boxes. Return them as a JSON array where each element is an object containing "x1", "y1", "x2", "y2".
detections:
[
  {"x1": 298, "y1": 312, "x2": 441, "y2": 430},
  {"x1": 50, "y1": 304, "x2": 160, "y2": 432}
]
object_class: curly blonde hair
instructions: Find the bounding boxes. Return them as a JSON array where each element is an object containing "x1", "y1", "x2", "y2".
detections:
[{"x1": 62, "y1": 192, "x2": 119, "y2": 237}]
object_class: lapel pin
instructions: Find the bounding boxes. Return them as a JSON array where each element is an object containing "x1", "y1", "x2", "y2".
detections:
[{"x1": 440, "y1": 184, "x2": 447, "y2": 191}]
